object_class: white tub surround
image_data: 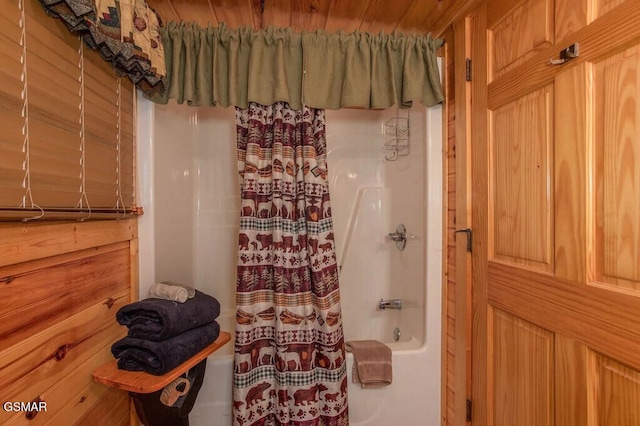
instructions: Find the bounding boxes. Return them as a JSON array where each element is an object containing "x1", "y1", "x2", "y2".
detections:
[{"x1": 138, "y1": 98, "x2": 442, "y2": 426}]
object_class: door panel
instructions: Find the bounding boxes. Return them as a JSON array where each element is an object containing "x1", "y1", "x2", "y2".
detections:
[
  {"x1": 594, "y1": 355, "x2": 640, "y2": 426},
  {"x1": 554, "y1": 64, "x2": 591, "y2": 283},
  {"x1": 595, "y1": 0, "x2": 627, "y2": 18},
  {"x1": 594, "y1": 46, "x2": 640, "y2": 290},
  {"x1": 488, "y1": 0, "x2": 553, "y2": 81},
  {"x1": 491, "y1": 308, "x2": 554, "y2": 426},
  {"x1": 491, "y1": 85, "x2": 554, "y2": 270},
  {"x1": 555, "y1": 336, "x2": 588, "y2": 425},
  {"x1": 472, "y1": 1, "x2": 640, "y2": 424}
]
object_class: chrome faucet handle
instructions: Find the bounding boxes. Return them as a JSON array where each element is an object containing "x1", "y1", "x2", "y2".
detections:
[
  {"x1": 378, "y1": 298, "x2": 403, "y2": 310},
  {"x1": 387, "y1": 224, "x2": 407, "y2": 251}
]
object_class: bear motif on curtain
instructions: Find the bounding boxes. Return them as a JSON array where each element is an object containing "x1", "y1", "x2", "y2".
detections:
[{"x1": 233, "y1": 102, "x2": 348, "y2": 426}]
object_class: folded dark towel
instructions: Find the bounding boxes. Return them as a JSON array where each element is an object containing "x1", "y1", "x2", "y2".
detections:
[
  {"x1": 116, "y1": 290, "x2": 220, "y2": 341},
  {"x1": 111, "y1": 321, "x2": 220, "y2": 376}
]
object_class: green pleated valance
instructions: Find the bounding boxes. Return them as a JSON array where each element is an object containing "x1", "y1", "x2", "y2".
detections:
[{"x1": 149, "y1": 22, "x2": 444, "y2": 110}]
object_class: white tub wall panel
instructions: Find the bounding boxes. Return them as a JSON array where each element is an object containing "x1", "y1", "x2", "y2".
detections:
[
  {"x1": 326, "y1": 109, "x2": 400, "y2": 343},
  {"x1": 142, "y1": 103, "x2": 442, "y2": 426},
  {"x1": 423, "y1": 103, "x2": 444, "y2": 419},
  {"x1": 194, "y1": 106, "x2": 239, "y2": 334},
  {"x1": 154, "y1": 103, "x2": 197, "y2": 287},
  {"x1": 336, "y1": 187, "x2": 395, "y2": 343},
  {"x1": 325, "y1": 108, "x2": 386, "y2": 267},
  {"x1": 137, "y1": 96, "x2": 156, "y2": 298},
  {"x1": 382, "y1": 105, "x2": 427, "y2": 347}
]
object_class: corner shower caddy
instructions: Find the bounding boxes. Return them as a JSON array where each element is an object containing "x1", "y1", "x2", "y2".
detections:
[{"x1": 384, "y1": 112, "x2": 410, "y2": 161}]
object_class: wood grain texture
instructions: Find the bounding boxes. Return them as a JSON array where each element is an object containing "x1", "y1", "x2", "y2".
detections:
[
  {"x1": 3, "y1": 337, "x2": 122, "y2": 426},
  {"x1": 555, "y1": 335, "x2": 588, "y2": 426},
  {"x1": 595, "y1": 0, "x2": 626, "y2": 19},
  {"x1": 554, "y1": 0, "x2": 588, "y2": 42},
  {"x1": 470, "y1": 5, "x2": 489, "y2": 425},
  {"x1": 0, "y1": 0, "x2": 26, "y2": 208},
  {"x1": 0, "y1": 219, "x2": 137, "y2": 426},
  {"x1": 291, "y1": 0, "x2": 331, "y2": 32},
  {"x1": 169, "y1": 0, "x2": 218, "y2": 27},
  {"x1": 488, "y1": 0, "x2": 553, "y2": 81},
  {"x1": 93, "y1": 332, "x2": 232, "y2": 393},
  {"x1": 488, "y1": 262, "x2": 640, "y2": 371},
  {"x1": 554, "y1": 63, "x2": 592, "y2": 283},
  {"x1": 491, "y1": 85, "x2": 553, "y2": 270},
  {"x1": 487, "y1": 0, "x2": 640, "y2": 111},
  {"x1": 594, "y1": 354, "x2": 640, "y2": 426},
  {"x1": 453, "y1": 17, "x2": 473, "y2": 426},
  {"x1": 491, "y1": 309, "x2": 554, "y2": 426},
  {"x1": 73, "y1": 387, "x2": 131, "y2": 426},
  {"x1": 442, "y1": 26, "x2": 456, "y2": 426},
  {"x1": 0, "y1": 290, "x2": 129, "y2": 405},
  {"x1": 0, "y1": 247, "x2": 131, "y2": 348},
  {"x1": 359, "y1": 0, "x2": 414, "y2": 34},
  {"x1": 0, "y1": 219, "x2": 137, "y2": 267},
  {"x1": 594, "y1": 45, "x2": 640, "y2": 290},
  {"x1": 473, "y1": 1, "x2": 640, "y2": 425},
  {"x1": 323, "y1": 0, "x2": 370, "y2": 33},
  {"x1": 146, "y1": 0, "x2": 478, "y2": 35}
]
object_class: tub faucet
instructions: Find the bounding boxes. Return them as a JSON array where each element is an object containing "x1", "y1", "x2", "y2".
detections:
[{"x1": 378, "y1": 298, "x2": 403, "y2": 310}]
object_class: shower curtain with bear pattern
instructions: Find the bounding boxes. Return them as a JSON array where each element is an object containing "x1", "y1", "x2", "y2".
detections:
[{"x1": 233, "y1": 101, "x2": 348, "y2": 426}]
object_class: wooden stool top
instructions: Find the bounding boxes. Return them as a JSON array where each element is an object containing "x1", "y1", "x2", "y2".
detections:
[{"x1": 93, "y1": 331, "x2": 231, "y2": 393}]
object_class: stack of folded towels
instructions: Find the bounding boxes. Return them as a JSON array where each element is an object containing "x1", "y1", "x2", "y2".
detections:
[{"x1": 111, "y1": 282, "x2": 221, "y2": 376}]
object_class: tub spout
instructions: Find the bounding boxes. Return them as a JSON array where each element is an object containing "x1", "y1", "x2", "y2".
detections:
[{"x1": 378, "y1": 298, "x2": 402, "y2": 310}]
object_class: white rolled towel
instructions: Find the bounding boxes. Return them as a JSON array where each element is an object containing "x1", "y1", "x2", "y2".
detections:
[
  {"x1": 161, "y1": 281, "x2": 196, "y2": 298},
  {"x1": 149, "y1": 282, "x2": 194, "y2": 303}
]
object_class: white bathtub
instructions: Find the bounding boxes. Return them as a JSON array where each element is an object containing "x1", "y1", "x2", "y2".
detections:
[{"x1": 137, "y1": 96, "x2": 442, "y2": 425}]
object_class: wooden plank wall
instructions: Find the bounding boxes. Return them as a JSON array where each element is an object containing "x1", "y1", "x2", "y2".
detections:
[
  {"x1": 0, "y1": 220, "x2": 137, "y2": 425},
  {"x1": 443, "y1": 28, "x2": 458, "y2": 426}
]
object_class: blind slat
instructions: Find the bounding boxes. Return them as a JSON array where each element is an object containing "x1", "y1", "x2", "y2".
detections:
[
  {"x1": 0, "y1": 10, "x2": 22, "y2": 46},
  {"x1": 84, "y1": 55, "x2": 118, "y2": 88},
  {"x1": 0, "y1": 59, "x2": 25, "y2": 100},
  {"x1": 0, "y1": 186, "x2": 26, "y2": 209},
  {"x1": 85, "y1": 128, "x2": 118, "y2": 148},
  {"x1": 0, "y1": 3, "x2": 26, "y2": 212},
  {"x1": 0, "y1": 2, "x2": 21, "y2": 22},
  {"x1": 28, "y1": 91, "x2": 81, "y2": 134},
  {"x1": 83, "y1": 192, "x2": 118, "y2": 209},
  {"x1": 26, "y1": 36, "x2": 82, "y2": 84},
  {"x1": 0, "y1": 3, "x2": 136, "y2": 214},
  {"x1": 84, "y1": 84, "x2": 119, "y2": 115},
  {"x1": 30, "y1": 153, "x2": 81, "y2": 179},
  {"x1": 120, "y1": 118, "x2": 135, "y2": 135},
  {"x1": 84, "y1": 98, "x2": 118, "y2": 126},
  {"x1": 85, "y1": 119, "x2": 118, "y2": 143},
  {"x1": 29, "y1": 119, "x2": 80, "y2": 150},
  {"x1": 86, "y1": 151, "x2": 117, "y2": 172},
  {"x1": 24, "y1": 0, "x2": 80, "y2": 48},
  {"x1": 0, "y1": 36, "x2": 23, "y2": 63},
  {"x1": 27, "y1": 63, "x2": 81, "y2": 111},
  {"x1": 0, "y1": 107, "x2": 25, "y2": 141},
  {"x1": 28, "y1": 187, "x2": 81, "y2": 209},
  {"x1": 0, "y1": 137, "x2": 24, "y2": 168}
]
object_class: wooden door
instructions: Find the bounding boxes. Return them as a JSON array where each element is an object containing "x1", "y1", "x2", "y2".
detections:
[{"x1": 471, "y1": 0, "x2": 640, "y2": 424}]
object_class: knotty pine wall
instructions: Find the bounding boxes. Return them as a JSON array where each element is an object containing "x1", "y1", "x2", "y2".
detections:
[
  {"x1": 0, "y1": 220, "x2": 137, "y2": 425},
  {"x1": 0, "y1": 3, "x2": 138, "y2": 424},
  {"x1": 444, "y1": 30, "x2": 458, "y2": 426}
]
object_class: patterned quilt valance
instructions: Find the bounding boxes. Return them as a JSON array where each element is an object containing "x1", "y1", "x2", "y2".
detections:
[{"x1": 39, "y1": 0, "x2": 166, "y2": 96}]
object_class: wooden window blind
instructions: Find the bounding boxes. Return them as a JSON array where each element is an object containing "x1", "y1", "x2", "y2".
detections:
[{"x1": 0, "y1": 0, "x2": 136, "y2": 221}]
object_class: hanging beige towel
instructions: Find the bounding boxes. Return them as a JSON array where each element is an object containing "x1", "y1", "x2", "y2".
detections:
[{"x1": 345, "y1": 340, "x2": 392, "y2": 388}]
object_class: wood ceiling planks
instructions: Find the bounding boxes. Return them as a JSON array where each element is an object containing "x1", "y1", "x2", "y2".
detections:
[{"x1": 146, "y1": 0, "x2": 479, "y2": 36}]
